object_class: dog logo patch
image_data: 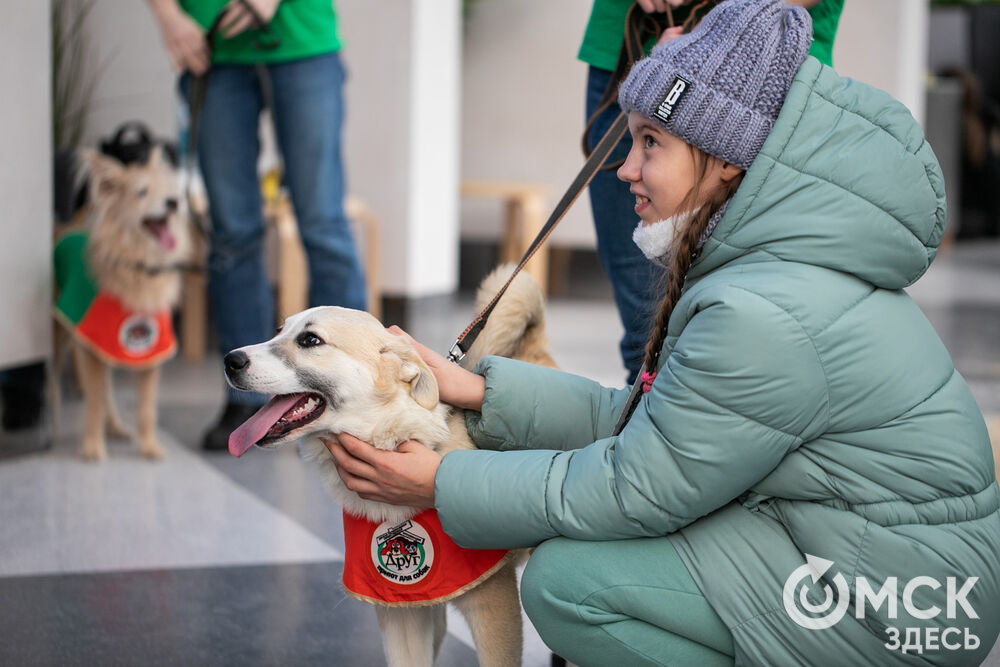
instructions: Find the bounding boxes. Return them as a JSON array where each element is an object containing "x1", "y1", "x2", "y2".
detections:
[
  {"x1": 119, "y1": 315, "x2": 159, "y2": 356},
  {"x1": 342, "y1": 509, "x2": 509, "y2": 606},
  {"x1": 371, "y1": 518, "x2": 435, "y2": 585},
  {"x1": 653, "y1": 76, "x2": 692, "y2": 123}
]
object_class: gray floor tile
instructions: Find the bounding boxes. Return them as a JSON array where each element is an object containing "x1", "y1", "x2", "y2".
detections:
[{"x1": 0, "y1": 562, "x2": 476, "y2": 667}]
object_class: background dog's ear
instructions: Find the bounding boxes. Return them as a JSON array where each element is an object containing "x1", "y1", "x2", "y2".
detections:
[
  {"x1": 381, "y1": 342, "x2": 439, "y2": 410},
  {"x1": 147, "y1": 144, "x2": 164, "y2": 168},
  {"x1": 81, "y1": 149, "x2": 125, "y2": 200}
]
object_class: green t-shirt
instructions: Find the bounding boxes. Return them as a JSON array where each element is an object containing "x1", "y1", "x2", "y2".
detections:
[
  {"x1": 578, "y1": 0, "x2": 843, "y2": 71},
  {"x1": 179, "y1": 0, "x2": 341, "y2": 64}
]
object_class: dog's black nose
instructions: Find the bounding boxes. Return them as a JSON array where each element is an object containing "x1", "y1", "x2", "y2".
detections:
[
  {"x1": 224, "y1": 350, "x2": 250, "y2": 374},
  {"x1": 165, "y1": 198, "x2": 179, "y2": 213}
]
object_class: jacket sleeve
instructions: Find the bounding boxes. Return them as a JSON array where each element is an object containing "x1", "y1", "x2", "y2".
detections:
[
  {"x1": 463, "y1": 357, "x2": 632, "y2": 452},
  {"x1": 435, "y1": 290, "x2": 830, "y2": 548}
]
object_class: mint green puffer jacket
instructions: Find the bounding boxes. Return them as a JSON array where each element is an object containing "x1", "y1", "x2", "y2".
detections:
[{"x1": 434, "y1": 58, "x2": 1000, "y2": 665}]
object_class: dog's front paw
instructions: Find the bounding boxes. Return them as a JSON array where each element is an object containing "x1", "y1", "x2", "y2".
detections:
[
  {"x1": 139, "y1": 441, "x2": 167, "y2": 460},
  {"x1": 79, "y1": 441, "x2": 107, "y2": 462},
  {"x1": 107, "y1": 420, "x2": 135, "y2": 440}
]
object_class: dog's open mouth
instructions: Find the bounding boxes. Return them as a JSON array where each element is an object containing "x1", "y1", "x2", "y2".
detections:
[
  {"x1": 228, "y1": 393, "x2": 326, "y2": 458},
  {"x1": 142, "y1": 216, "x2": 177, "y2": 251}
]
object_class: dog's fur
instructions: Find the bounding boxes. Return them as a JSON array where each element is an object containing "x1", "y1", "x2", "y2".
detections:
[
  {"x1": 225, "y1": 266, "x2": 555, "y2": 667},
  {"x1": 54, "y1": 147, "x2": 190, "y2": 461}
]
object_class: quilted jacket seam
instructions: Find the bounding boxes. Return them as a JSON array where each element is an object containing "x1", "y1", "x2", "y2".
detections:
[
  {"x1": 613, "y1": 451, "x2": 698, "y2": 522},
  {"x1": 729, "y1": 286, "x2": 832, "y2": 435},
  {"x1": 664, "y1": 354, "x2": 807, "y2": 442},
  {"x1": 824, "y1": 368, "x2": 959, "y2": 437},
  {"x1": 813, "y1": 285, "x2": 878, "y2": 337},
  {"x1": 540, "y1": 453, "x2": 559, "y2": 534}
]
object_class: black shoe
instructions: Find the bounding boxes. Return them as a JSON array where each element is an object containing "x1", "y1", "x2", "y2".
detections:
[{"x1": 201, "y1": 402, "x2": 264, "y2": 451}]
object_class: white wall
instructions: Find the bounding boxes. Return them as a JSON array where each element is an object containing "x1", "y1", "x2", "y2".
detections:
[
  {"x1": 82, "y1": 1, "x2": 176, "y2": 147},
  {"x1": 460, "y1": 0, "x2": 594, "y2": 248},
  {"x1": 0, "y1": 1, "x2": 52, "y2": 368},
  {"x1": 339, "y1": 0, "x2": 462, "y2": 297}
]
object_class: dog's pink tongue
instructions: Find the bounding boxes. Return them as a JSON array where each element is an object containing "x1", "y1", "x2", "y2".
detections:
[
  {"x1": 228, "y1": 394, "x2": 303, "y2": 458},
  {"x1": 157, "y1": 227, "x2": 176, "y2": 252}
]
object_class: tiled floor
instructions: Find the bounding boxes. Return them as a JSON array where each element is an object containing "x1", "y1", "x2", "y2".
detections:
[{"x1": 2, "y1": 241, "x2": 999, "y2": 666}]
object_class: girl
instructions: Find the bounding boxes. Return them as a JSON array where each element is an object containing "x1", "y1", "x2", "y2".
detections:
[{"x1": 327, "y1": 0, "x2": 1000, "y2": 664}]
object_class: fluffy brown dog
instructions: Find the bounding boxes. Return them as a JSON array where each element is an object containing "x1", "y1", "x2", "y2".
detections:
[
  {"x1": 223, "y1": 266, "x2": 555, "y2": 667},
  {"x1": 53, "y1": 147, "x2": 191, "y2": 461}
]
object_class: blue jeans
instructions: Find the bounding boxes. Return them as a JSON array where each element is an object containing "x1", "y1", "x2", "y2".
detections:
[
  {"x1": 189, "y1": 52, "x2": 367, "y2": 405},
  {"x1": 586, "y1": 66, "x2": 662, "y2": 385}
]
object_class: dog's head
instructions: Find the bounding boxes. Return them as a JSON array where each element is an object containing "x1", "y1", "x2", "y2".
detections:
[
  {"x1": 83, "y1": 146, "x2": 187, "y2": 260},
  {"x1": 224, "y1": 306, "x2": 442, "y2": 458}
]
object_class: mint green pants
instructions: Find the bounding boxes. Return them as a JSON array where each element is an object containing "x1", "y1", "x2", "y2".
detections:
[{"x1": 521, "y1": 536, "x2": 735, "y2": 667}]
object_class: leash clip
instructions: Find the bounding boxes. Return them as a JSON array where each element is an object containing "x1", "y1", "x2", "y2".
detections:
[{"x1": 446, "y1": 341, "x2": 466, "y2": 365}]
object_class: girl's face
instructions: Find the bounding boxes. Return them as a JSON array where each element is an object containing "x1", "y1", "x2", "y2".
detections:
[{"x1": 618, "y1": 112, "x2": 738, "y2": 226}]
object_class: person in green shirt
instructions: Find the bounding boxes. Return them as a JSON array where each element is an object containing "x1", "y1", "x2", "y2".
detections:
[
  {"x1": 149, "y1": 0, "x2": 367, "y2": 450},
  {"x1": 580, "y1": 0, "x2": 843, "y2": 385}
]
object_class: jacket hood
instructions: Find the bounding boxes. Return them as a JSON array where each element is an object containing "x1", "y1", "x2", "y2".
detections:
[{"x1": 689, "y1": 57, "x2": 947, "y2": 289}]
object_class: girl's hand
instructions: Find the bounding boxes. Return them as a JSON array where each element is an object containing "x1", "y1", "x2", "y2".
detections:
[
  {"x1": 220, "y1": 0, "x2": 281, "y2": 39},
  {"x1": 324, "y1": 433, "x2": 441, "y2": 508},
  {"x1": 150, "y1": 0, "x2": 210, "y2": 75},
  {"x1": 386, "y1": 326, "x2": 486, "y2": 411}
]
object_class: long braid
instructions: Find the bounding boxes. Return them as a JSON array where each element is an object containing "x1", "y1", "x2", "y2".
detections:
[{"x1": 641, "y1": 153, "x2": 744, "y2": 374}]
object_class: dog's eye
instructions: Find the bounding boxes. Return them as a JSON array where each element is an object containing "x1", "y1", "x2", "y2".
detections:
[
  {"x1": 297, "y1": 332, "x2": 324, "y2": 348},
  {"x1": 136, "y1": 187, "x2": 148, "y2": 198}
]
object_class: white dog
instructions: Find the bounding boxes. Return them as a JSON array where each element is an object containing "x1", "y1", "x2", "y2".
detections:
[{"x1": 224, "y1": 268, "x2": 554, "y2": 667}]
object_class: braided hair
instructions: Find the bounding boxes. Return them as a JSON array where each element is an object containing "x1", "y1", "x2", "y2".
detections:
[{"x1": 641, "y1": 149, "x2": 744, "y2": 375}]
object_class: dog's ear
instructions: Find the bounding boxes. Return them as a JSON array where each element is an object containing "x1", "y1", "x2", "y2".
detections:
[
  {"x1": 400, "y1": 359, "x2": 439, "y2": 410},
  {"x1": 147, "y1": 144, "x2": 164, "y2": 168},
  {"x1": 380, "y1": 342, "x2": 439, "y2": 410},
  {"x1": 81, "y1": 149, "x2": 126, "y2": 200}
]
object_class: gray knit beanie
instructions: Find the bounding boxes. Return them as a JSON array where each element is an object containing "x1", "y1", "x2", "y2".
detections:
[{"x1": 618, "y1": 0, "x2": 812, "y2": 170}]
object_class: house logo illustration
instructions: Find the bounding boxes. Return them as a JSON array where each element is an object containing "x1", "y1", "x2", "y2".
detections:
[{"x1": 370, "y1": 518, "x2": 435, "y2": 585}]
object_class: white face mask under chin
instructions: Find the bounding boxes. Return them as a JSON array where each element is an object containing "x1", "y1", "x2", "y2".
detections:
[{"x1": 632, "y1": 208, "x2": 699, "y2": 268}]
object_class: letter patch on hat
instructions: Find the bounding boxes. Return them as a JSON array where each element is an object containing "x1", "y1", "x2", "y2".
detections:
[{"x1": 653, "y1": 76, "x2": 692, "y2": 123}]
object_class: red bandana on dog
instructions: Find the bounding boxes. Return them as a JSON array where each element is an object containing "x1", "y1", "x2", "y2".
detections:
[
  {"x1": 53, "y1": 231, "x2": 176, "y2": 368},
  {"x1": 342, "y1": 509, "x2": 510, "y2": 607}
]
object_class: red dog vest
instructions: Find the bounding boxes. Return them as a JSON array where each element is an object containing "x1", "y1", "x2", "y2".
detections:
[
  {"x1": 53, "y1": 231, "x2": 176, "y2": 368},
  {"x1": 342, "y1": 509, "x2": 510, "y2": 607}
]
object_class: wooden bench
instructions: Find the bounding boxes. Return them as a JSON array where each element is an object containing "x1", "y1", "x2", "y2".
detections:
[{"x1": 461, "y1": 180, "x2": 551, "y2": 295}]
